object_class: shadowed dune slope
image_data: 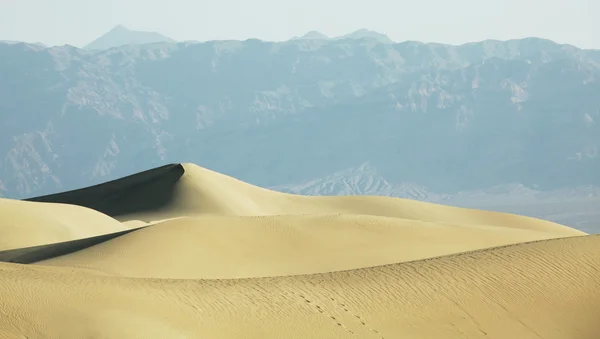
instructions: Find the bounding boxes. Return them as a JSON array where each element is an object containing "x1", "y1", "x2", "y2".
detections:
[
  {"x1": 0, "y1": 235, "x2": 599, "y2": 339},
  {"x1": 0, "y1": 198, "x2": 127, "y2": 251},
  {"x1": 25, "y1": 164, "x2": 186, "y2": 221},
  {"x1": 25, "y1": 163, "x2": 584, "y2": 238},
  {"x1": 0, "y1": 228, "x2": 140, "y2": 264},
  {"x1": 37, "y1": 214, "x2": 583, "y2": 279}
]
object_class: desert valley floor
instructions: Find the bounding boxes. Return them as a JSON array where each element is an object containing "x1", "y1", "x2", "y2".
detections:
[{"x1": 0, "y1": 163, "x2": 599, "y2": 338}]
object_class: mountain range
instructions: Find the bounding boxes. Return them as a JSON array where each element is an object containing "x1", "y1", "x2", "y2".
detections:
[
  {"x1": 84, "y1": 25, "x2": 393, "y2": 51},
  {"x1": 1, "y1": 30, "x2": 599, "y2": 230}
]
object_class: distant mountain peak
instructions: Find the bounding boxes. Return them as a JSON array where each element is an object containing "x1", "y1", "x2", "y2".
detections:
[
  {"x1": 350, "y1": 28, "x2": 371, "y2": 34},
  {"x1": 338, "y1": 29, "x2": 394, "y2": 44},
  {"x1": 107, "y1": 24, "x2": 130, "y2": 34},
  {"x1": 291, "y1": 31, "x2": 329, "y2": 40},
  {"x1": 84, "y1": 25, "x2": 175, "y2": 50}
]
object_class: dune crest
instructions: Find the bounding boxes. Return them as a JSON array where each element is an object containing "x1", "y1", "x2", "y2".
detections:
[{"x1": 27, "y1": 163, "x2": 583, "y2": 235}]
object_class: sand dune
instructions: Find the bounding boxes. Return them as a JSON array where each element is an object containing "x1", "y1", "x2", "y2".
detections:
[
  {"x1": 0, "y1": 163, "x2": 595, "y2": 338},
  {"x1": 28, "y1": 163, "x2": 582, "y2": 235},
  {"x1": 37, "y1": 214, "x2": 582, "y2": 279},
  {"x1": 0, "y1": 198, "x2": 127, "y2": 251},
  {"x1": 0, "y1": 235, "x2": 599, "y2": 338}
]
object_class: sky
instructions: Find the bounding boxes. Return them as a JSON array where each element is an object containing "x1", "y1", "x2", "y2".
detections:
[{"x1": 1, "y1": 0, "x2": 598, "y2": 49}]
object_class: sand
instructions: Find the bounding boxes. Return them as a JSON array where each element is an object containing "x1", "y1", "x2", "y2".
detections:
[
  {"x1": 2, "y1": 235, "x2": 600, "y2": 338},
  {"x1": 0, "y1": 162, "x2": 597, "y2": 338},
  {"x1": 37, "y1": 214, "x2": 583, "y2": 279},
  {"x1": 0, "y1": 198, "x2": 127, "y2": 251}
]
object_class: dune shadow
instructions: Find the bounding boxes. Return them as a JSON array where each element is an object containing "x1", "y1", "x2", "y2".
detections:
[
  {"x1": 0, "y1": 227, "x2": 144, "y2": 264},
  {"x1": 24, "y1": 163, "x2": 185, "y2": 219}
]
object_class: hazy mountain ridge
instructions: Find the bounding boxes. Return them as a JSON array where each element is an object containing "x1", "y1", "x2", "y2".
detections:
[
  {"x1": 290, "y1": 29, "x2": 394, "y2": 44},
  {"x1": 0, "y1": 36, "x2": 599, "y2": 203},
  {"x1": 84, "y1": 25, "x2": 175, "y2": 50},
  {"x1": 270, "y1": 162, "x2": 600, "y2": 233},
  {"x1": 272, "y1": 163, "x2": 442, "y2": 200},
  {"x1": 272, "y1": 162, "x2": 600, "y2": 203}
]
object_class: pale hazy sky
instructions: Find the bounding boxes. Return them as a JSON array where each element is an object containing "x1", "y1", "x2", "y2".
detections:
[{"x1": 1, "y1": 0, "x2": 598, "y2": 49}]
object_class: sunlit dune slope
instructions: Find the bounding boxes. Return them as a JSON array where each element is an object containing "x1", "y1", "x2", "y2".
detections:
[
  {"x1": 37, "y1": 214, "x2": 582, "y2": 279},
  {"x1": 26, "y1": 163, "x2": 584, "y2": 238},
  {"x1": 0, "y1": 198, "x2": 126, "y2": 251},
  {"x1": 0, "y1": 235, "x2": 598, "y2": 339}
]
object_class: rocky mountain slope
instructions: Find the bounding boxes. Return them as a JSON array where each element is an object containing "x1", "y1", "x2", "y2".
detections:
[{"x1": 1, "y1": 35, "x2": 599, "y2": 211}]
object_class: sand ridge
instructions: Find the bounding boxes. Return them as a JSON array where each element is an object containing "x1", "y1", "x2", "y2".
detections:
[
  {"x1": 36, "y1": 213, "x2": 584, "y2": 279},
  {"x1": 0, "y1": 162, "x2": 595, "y2": 338}
]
